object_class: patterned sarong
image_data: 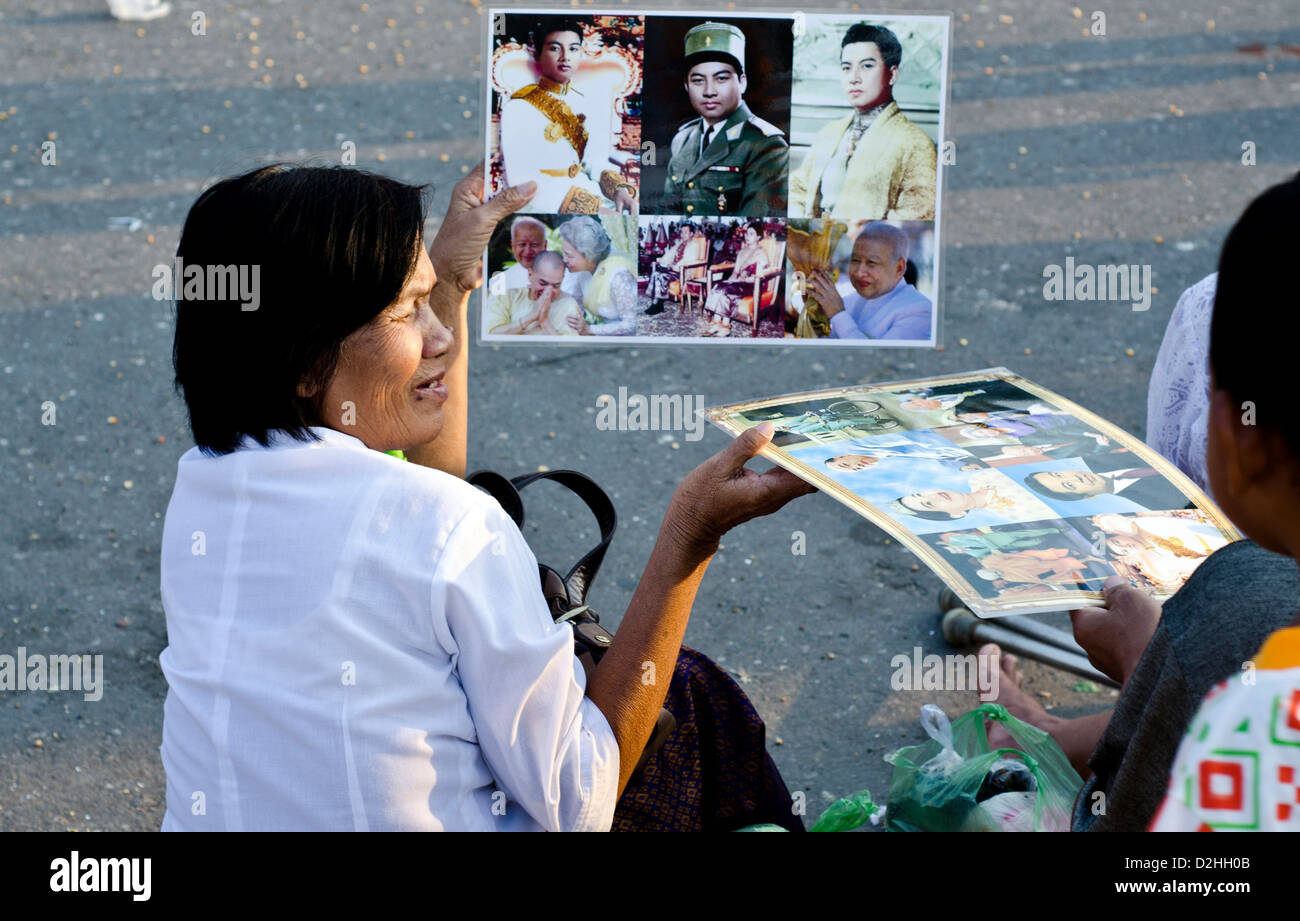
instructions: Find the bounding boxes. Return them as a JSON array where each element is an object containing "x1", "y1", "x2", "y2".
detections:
[
  {"x1": 646, "y1": 261, "x2": 680, "y2": 302},
  {"x1": 611, "y1": 646, "x2": 805, "y2": 832},
  {"x1": 704, "y1": 273, "x2": 757, "y2": 320}
]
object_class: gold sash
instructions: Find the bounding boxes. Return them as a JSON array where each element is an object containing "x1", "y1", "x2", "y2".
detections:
[{"x1": 512, "y1": 84, "x2": 588, "y2": 161}]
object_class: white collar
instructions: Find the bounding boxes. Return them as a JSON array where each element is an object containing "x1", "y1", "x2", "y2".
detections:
[
  {"x1": 232, "y1": 426, "x2": 370, "y2": 454},
  {"x1": 303, "y1": 426, "x2": 370, "y2": 451},
  {"x1": 853, "y1": 280, "x2": 909, "y2": 305}
]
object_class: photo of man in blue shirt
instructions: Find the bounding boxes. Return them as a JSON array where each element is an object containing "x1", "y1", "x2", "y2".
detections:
[{"x1": 805, "y1": 221, "x2": 933, "y2": 340}]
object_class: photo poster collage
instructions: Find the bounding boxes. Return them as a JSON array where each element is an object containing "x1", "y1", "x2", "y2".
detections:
[
  {"x1": 705, "y1": 369, "x2": 1241, "y2": 617},
  {"x1": 481, "y1": 8, "x2": 949, "y2": 345}
]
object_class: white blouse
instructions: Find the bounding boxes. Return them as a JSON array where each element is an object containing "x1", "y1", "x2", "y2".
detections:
[{"x1": 158, "y1": 426, "x2": 618, "y2": 831}]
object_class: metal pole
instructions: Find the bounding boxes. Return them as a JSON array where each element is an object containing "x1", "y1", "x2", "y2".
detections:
[
  {"x1": 942, "y1": 607, "x2": 1118, "y2": 688},
  {"x1": 937, "y1": 588, "x2": 1093, "y2": 658}
]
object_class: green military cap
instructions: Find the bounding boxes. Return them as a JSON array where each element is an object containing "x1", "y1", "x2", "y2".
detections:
[{"x1": 683, "y1": 21, "x2": 745, "y2": 76}]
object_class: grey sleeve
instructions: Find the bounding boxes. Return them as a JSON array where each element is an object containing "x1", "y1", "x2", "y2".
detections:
[{"x1": 1073, "y1": 538, "x2": 1300, "y2": 831}]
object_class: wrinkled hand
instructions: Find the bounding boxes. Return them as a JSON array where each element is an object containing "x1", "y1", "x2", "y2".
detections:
[
  {"x1": 665, "y1": 423, "x2": 817, "y2": 555},
  {"x1": 427, "y1": 161, "x2": 537, "y2": 291},
  {"x1": 807, "y1": 270, "x2": 845, "y2": 318},
  {"x1": 567, "y1": 313, "x2": 590, "y2": 334},
  {"x1": 1070, "y1": 574, "x2": 1162, "y2": 686}
]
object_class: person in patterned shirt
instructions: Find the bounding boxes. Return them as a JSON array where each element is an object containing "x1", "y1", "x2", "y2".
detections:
[
  {"x1": 974, "y1": 173, "x2": 1300, "y2": 833},
  {"x1": 1150, "y1": 173, "x2": 1300, "y2": 831}
]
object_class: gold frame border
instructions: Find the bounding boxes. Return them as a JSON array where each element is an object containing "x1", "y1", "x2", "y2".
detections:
[{"x1": 705, "y1": 367, "x2": 1240, "y2": 617}]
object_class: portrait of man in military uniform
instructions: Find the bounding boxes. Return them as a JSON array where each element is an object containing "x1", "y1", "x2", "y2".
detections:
[
  {"x1": 490, "y1": 14, "x2": 643, "y2": 215},
  {"x1": 640, "y1": 17, "x2": 793, "y2": 217}
]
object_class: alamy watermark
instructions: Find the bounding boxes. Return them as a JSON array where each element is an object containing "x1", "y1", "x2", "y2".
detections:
[
  {"x1": 49, "y1": 851, "x2": 150, "y2": 901},
  {"x1": 595, "y1": 387, "x2": 706, "y2": 442},
  {"x1": 891, "y1": 645, "x2": 999, "y2": 702},
  {"x1": 151, "y1": 258, "x2": 261, "y2": 311},
  {"x1": 1042, "y1": 256, "x2": 1151, "y2": 311},
  {"x1": 0, "y1": 647, "x2": 104, "y2": 701}
]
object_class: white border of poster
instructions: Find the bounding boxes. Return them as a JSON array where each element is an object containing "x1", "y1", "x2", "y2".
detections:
[{"x1": 480, "y1": 8, "x2": 951, "y2": 347}]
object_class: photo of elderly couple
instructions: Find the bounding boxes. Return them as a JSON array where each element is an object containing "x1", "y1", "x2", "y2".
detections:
[
  {"x1": 707, "y1": 370, "x2": 1239, "y2": 615},
  {"x1": 482, "y1": 9, "x2": 947, "y2": 344}
]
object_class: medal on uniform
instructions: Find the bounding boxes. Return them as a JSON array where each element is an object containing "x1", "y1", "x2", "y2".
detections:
[{"x1": 717, "y1": 186, "x2": 727, "y2": 213}]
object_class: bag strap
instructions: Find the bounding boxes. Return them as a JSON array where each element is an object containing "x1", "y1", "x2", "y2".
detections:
[
  {"x1": 466, "y1": 469, "x2": 617, "y2": 606},
  {"x1": 464, "y1": 470, "x2": 525, "y2": 528}
]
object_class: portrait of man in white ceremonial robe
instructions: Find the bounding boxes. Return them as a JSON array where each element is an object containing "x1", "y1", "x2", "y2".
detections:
[
  {"x1": 787, "y1": 15, "x2": 947, "y2": 222},
  {"x1": 489, "y1": 14, "x2": 643, "y2": 216}
]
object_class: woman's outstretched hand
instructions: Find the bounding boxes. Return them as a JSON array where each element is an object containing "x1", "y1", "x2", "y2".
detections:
[
  {"x1": 428, "y1": 160, "x2": 536, "y2": 292},
  {"x1": 590, "y1": 422, "x2": 816, "y2": 796},
  {"x1": 665, "y1": 422, "x2": 817, "y2": 556}
]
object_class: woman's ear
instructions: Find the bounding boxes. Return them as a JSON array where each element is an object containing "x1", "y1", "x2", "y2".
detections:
[
  {"x1": 1208, "y1": 384, "x2": 1299, "y2": 553},
  {"x1": 1209, "y1": 384, "x2": 1279, "y2": 494}
]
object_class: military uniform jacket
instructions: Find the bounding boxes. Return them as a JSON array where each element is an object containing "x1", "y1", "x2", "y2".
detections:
[{"x1": 664, "y1": 101, "x2": 789, "y2": 216}]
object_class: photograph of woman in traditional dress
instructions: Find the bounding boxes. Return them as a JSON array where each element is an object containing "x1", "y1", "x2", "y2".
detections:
[
  {"x1": 557, "y1": 216, "x2": 639, "y2": 336},
  {"x1": 701, "y1": 221, "x2": 773, "y2": 336}
]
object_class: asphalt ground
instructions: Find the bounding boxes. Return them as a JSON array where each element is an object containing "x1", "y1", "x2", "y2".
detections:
[{"x1": 1, "y1": 0, "x2": 1298, "y2": 832}]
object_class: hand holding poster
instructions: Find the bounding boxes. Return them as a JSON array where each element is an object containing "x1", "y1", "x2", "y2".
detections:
[{"x1": 482, "y1": 8, "x2": 950, "y2": 344}]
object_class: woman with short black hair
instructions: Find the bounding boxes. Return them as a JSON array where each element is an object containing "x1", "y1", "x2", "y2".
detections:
[{"x1": 160, "y1": 163, "x2": 809, "y2": 831}]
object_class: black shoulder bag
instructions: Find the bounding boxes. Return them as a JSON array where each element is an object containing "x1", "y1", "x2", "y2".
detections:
[{"x1": 466, "y1": 469, "x2": 677, "y2": 775}]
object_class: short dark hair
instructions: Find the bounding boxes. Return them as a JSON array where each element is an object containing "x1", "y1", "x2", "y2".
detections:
[
  {"x1": 900, "y1": 507, "x2": 954, "y2": 521},
  {"x1": 1024, "y1": 472, "x2": 1095, "y2": 500},
  {"x1": 1210, "y1": 172, "x2": 1300, "y2": 460},
  {"x1": 172, "y1": 164, "x2": 429, "y2": 456},
  {"x1": 841, "y1": 23, "x2": 902, "y2": 69},
  {"x1": 531, "y1": 16, "x2": 585, "y2": 59},
  {"x1": 685, "y1": 51, "x2": 743, "y2": 78}
]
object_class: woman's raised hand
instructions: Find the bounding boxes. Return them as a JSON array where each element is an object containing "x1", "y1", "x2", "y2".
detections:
[
  {"x1": 664, "y1": 423, "x2": 816, "y2": 555},
  {"x1": 428, "y1": 160, "x2": 536, "y2": 292}
]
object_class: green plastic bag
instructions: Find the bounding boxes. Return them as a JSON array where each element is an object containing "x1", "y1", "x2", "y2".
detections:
[
  {"x1": 809, "y1": 790, "x2": 878, "y2": 832},
  {"x1": 883, "y1": 703, "x2": 1082, "y2": 832}
]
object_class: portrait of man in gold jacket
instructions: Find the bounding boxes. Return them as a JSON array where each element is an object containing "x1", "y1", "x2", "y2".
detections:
[{"x1": 788, "y1": 23, "x2": 938, "y2": 221}]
